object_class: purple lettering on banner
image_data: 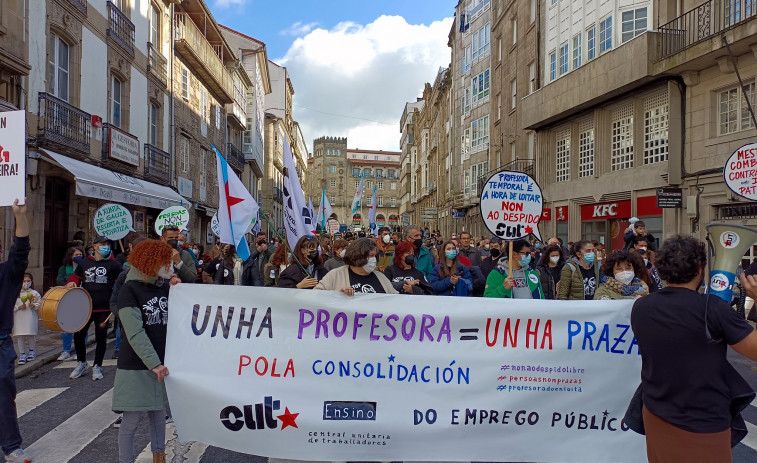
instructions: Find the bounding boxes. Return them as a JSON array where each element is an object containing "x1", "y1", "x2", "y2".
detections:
[
  {"x1": 316, "y1": 309, "x2": 330, "y2": 339},
  {"x1": 383, "y1": 314, "x2": 399, "y2": 341},
  {"x1": 353, "y1": 313, "x2": 367, "y2": 340},
  {"x1": 370, "y1": 313, "x2": 384, "y2": 341},
  {"x1": 333, "y1": 312, "x2": 348, "y2": 337},
  {"x1": 420, "y1": 315, "x2": 435, "y2": 342},
  {"x1": 298, "y1": 309, "x2": 314, "y2": 339},
  {"x1": 401, "y1": 315, "x2": 416, "y2": 341}
]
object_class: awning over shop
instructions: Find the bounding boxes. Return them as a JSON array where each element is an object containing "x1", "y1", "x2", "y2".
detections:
[{"x1": 43, "y1": 150, "x2": 189, "y2": 210}]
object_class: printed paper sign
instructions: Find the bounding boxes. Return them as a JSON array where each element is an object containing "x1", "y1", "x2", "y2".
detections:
[
  {"x1": 165, "y1": 285, "x2": 645, "y2": 462},
  {"x1": 479, "y1": 170, "x2": 543, "y2": 241},
  {"x1": 93, "y1": 203, "x2": 134, "y2": 240},
  {"x1": 211, "y1": 213, "x2": 221, "y2": 237},
  {"x1": 154, "y1": 206, "x2": 190, "y2": 235},
  {"x1": 725, "y1": 142, "x2": 757, "y2": 200},
  {"x1": 0, "y1": 110, "x2": 26, "y2": 206}
]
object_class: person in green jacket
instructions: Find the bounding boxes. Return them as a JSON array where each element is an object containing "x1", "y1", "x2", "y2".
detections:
[
  {"x1": 404, "y1": 225, "x2": 434, "y2": 276},
  {"x1": 558, "y1": 240, "x2": 601, "y2": 300},
  {"x1": 484, "y1": 239, "x2": 545, "y2": 299},
  {"x1": 594, "y1": 250, "x2": 649, "y2": 300},
  {"x1": 114, "y1": 239, "x2": 176, "y2": 463}
]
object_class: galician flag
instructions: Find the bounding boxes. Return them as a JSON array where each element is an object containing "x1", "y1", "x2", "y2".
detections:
[
  {"x1": 317, "y1": 188, "x2": 334, "y2": 229},
  {"x1": 368, "y1": 186, "x2": 378, "y2": 237},
  {"x1": 213, "y1": 145, "x2": 259, "y2": 261},
  {"x1": 282, "y1": 137, "x2": 315, "y2": 247},
  {"x1": 351, "y1": 171, "x2": 364, "y2": 214},
  {"x1": 307, "y1": 197, "x2": 316, "y2": 229}
]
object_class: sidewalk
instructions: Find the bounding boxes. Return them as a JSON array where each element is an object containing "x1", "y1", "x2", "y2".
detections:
[{"x1": 13, "y1": 323, "x2": 108, "y2": 378}]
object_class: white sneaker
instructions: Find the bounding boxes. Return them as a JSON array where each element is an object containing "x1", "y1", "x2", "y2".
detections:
[
  {"x1": 5, "y1": 446, "x2": 31, "y2": 462},
  {"x1": 27, "y1": 350, "x2": 35, "y2": 361},
  {"x1": 92, "y1": 365, "x2": 103, "y2": 381},
  {"x1": 69, "y1": 361, "x2": 88, "y2": 379},
  {"x1": 57, "y1": 351, "x2": 71, "y2": 361}
]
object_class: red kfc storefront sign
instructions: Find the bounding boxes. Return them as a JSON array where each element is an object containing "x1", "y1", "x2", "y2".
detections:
[
  {"x1": 555, "y1": 206, "x2": 568, "y2": 222},
  {"x1": 580, "y1": 200, "x2": 632, "y2": 221},
  {"x1": 541, "y1": 209, "x2": 551, "y2": 221}
]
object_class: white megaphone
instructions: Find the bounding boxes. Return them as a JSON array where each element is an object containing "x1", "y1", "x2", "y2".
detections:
[{"x1": 706, "y1": 223, "x2": 757, "y2": 302}]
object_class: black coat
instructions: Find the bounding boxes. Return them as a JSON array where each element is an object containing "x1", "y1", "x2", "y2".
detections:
[
  {"x1": 277, "y1": 261, "x2": 328, "y2": 288},
  {"x1": 0, "y1": 236, "x2": 30, "y2": 335}
]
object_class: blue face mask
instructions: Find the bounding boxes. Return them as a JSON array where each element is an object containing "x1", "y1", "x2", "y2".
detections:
[
  {"x1": 445, "y1": 250, "x2": 458, "y2": 260},
  {"x1": 178, "y1": 241, "x2": 185, "y2": 246},
  {"x1": 583, "y1": 252, "x2": 596, "y2": 264},
  {"x1": 520, "y1": 254, "x2": 532, "y2": 267},
  {"x1": 98, "y1": 246, "x2": 111, "y2": 257},
  {"x1": 72, "y1": 256, "x2": 83, "y2": 264}
]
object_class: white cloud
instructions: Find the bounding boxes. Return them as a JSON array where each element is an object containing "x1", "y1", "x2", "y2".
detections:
[
  {"x1": 214, "y1": 0, "x2": 246, "y2": 8},
  {"x1": 280, "y1": 21, "x2": 319, "y2": 36},
  {"x1": 278, "y1": 15, "x2": 453, "y2": 152}
]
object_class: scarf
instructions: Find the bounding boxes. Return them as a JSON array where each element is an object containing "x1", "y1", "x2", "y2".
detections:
[{"x1": 604, "y1": 277, "x2": 649, "y2": 297}]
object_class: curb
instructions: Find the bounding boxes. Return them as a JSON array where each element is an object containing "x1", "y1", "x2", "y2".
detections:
[{"x1": 15, "y1": 336, "x2": 111, "y2": 379}]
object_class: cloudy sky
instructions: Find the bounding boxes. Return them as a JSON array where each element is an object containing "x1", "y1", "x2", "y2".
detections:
[{"x1": 212, "y1": 0, "x2": 456, "y2": 153}]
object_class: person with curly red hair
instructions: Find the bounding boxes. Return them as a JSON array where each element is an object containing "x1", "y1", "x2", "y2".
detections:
[
  {"x1": 383, "y1": 241, "x2": 433, "y2": 295},
  {"x1": 113, "y1": 239, "x2": 175, "y2": 463}
]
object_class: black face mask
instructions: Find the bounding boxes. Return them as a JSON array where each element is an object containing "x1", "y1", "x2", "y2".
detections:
[
  {"x1": 413, "y1": 238, "x2": 423, "y2": 249},
  {"x1": 307, "y1": 250, "x2": 319, "y2": 261},
  {"x1": 490, "y1": 248, "x2": 501, "y2": 258},
  {"x1": 404, "y1": 255, "x2": 416, "y2": 267},
  {"x1": 166, "y1": 239, "x2": 179, "y2": 249},
  {"x1": 257, "y1": 240, "x2": 267, "y2": 245}
]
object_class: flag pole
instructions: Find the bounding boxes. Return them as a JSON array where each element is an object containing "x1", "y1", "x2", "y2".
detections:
[{"x1": 259, "y1": 209, "x2": 312, "y2": 278}]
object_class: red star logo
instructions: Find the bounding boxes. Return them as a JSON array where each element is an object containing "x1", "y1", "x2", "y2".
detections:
[
  {"x1": 224, "y1": 181, "x2": 244, "y2": 220},
  {"x1": 524, "y1": 225, "x2": 534, "y2": 234},
  {"x1": 277, "y1": 407, "x2": 299, "y2": 430}
]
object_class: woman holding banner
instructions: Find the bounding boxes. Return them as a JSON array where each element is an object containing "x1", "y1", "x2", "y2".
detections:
[
  {"x1": 557, "y1": 240, "x2": 601, "y2": 300},
  {"x1": 384, "y1": 241, "x2": 433, "y2": 295},
  {"x1": 213, "y1": 244, "x2": 243, "y2": 285},
  {"x1": 278, "y1": 236, "x2": 328, "y2": 289},
  {"x1": 113, "y1": 240, "x2": 175, "y2": 463},
  {"x1": 593, "y1": 250, "x2": 648, "y2": 300},
  {"x1": 427, "y1": 241, "x2": 472, "y2": 297},
  {"x1": 631, "y1": 235, "x2": 757, "y2": 462},
  {"x1": 315, "y1": 237, "x2": 396, "y2": 294}
]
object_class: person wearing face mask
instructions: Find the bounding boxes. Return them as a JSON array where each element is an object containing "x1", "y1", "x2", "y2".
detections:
[
  {"x1": 375, "y1": 228, "x2": 395, "y2": 273},
  {"x1": 593, "y1": 250, "x2": 649, "y2": 300},
  {"x1": 159, "y1": 226, "x2": 197, "y2": 283},
  {"x1": 635, "y1": 249, "x2": 663, "y2": 293},
  {"x1": 384, "y1": 242, "x2": 433, "y2": 295},
  {"x1": 558, "y1": 240, "x2": 602, "y2": 301},
  {"x1": 536, "y1": 244, "x2": 565, "y2": 300},
  {"x1": 67, "y1": 235, "x2": 123, "y2": 380},
  {"x1": 404, "y1": 226, "x2": 433, "y2": 276},
  {"x1": 479, "y1": 237, "x2": 503, "y2": 278},
  {"x1": 192, "y1": 244, "x2": 212, "y2": 283},
  {"x1": 428, "y1": 241, "x2": 473, "y2": 297},
  {"x1": 484, "y1": 239, "x2": 544, "y2": 299},
  {"x1": 315, "y1": 238, "x2": 397, "y2": 294},
  {"x1": 13, "y1": 273, "x2": 41, "y2": 365},
  {"x1": 241, "y1": 232, "x2": 274, "y2": 287},
  {"x1": 56, "y1": 246, "x2": 84, "y2": 360},
  {"x1": 114, "y1": 239, "x2": 177, "y2": 463},
  {"x1": 623, "y1": 219, "x2": 657, "y2": 251},
  {"x1": 278, "y1": 235, "x2": 328, "y2": 289},
  {"x1": 458, "y1": 232, "x2": 482, "y2": 267},
  {"x1": 263, "y1": 244, "x2": 289, "y2": 287},
  {"x1": 324, "y1": 239, "x2": 348, "y2": 271},
  {"x1": 214, "y1": 244, "x2": 244, "y2": 285}
]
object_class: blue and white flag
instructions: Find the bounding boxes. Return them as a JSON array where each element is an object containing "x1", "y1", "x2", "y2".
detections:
[
  {"x1": 282, "y1": 138, "x2": 315, "y2": 247},
  {"x1": 351, "y1": 172, "x2": 364, "y2": 214},
  {"x1": 317, "y1": 188, "x2": 334, "y2": 230},
  {"x1": 213, "y1": 145, "x2": 259, "y2": 261},
  {"x1": 368, "y1": 186, "x2": 378, "y2": 237}
]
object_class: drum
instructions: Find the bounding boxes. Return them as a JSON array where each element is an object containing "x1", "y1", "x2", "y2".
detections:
[{"x1": 40, "y1": 287, "x2": 92, "y2": 333}]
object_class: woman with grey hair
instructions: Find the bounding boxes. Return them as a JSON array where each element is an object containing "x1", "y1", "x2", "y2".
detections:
[{"x1": 315, "y1": 237, "x2": 397, "y2": 295}]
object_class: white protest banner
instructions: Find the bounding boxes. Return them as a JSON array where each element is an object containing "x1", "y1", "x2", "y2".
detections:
[
  {"x1": 0, "y1": 110, "x2": 26, "y2": 206},
  {"x1": 724, "y1": 142, "x2": 757, "y2": 200},
  {"x1": 165, "y1": 285, "x2": 645, "y2": 462},
  {"x1": 480, "y1": 170, "x2": 543, "y2": 241},
  {"x1": 154, "y1": 206, "x2": 190, "y2": 235},
  {"x1": 93, "y1": 203, "x2": 134, "y2": 240}
]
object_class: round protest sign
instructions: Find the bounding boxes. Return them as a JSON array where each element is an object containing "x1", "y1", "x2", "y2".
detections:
[
  {"x1": 724, "y1": 142, "x2": 757, "y2": 200},
  {"x1": 93, "y1": 203, "x2": 134, "y2": 240},
  {"x1": 479, "y1": 170, "x2": 543, "y2": 241},
  {"x1": 154, "y1": 206, "x2": 190, "y2": 235},
  {"x1": 211, "y1": 213, "x2": 221, "y2": 237}
]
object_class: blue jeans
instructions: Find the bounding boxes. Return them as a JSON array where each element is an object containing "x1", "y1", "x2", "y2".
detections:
[
  {"x1": 0, "y1": 336, "x2": 22, "y2": 455},
  {"x1": 62, "y1": 332, "x2": 73, "y2": 352},
  {"x1": 114, "y1": 321, "x2": 122, "y2": 351},
  {"x1": 118, "y1": 409, "x2": 165, "y2": 463}
]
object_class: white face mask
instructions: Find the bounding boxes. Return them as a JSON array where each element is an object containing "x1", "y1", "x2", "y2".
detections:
[
  {"x1": 22, "y1": 282, "x2": 31, "y2": 290},
  {"x1": 549, "y1": 256, "x2": 560, "y2": 264},
  {"x1": 643, "y1": 258, "x2": 649, "y2": 266},
  {"x1": 484, "y1": 245, "x2": 490, "y2": 250},
  {"x1": 614, "y1": 270, "x2": 635, "y2": 285},
  {"x1": 637, "y1": 247, "x2": 647, "y2": 252},
  {"x1": 382, "y1": 235, "x2": 391, "y2": 244},
  {"x1": 339, "y1": 249, "x2": 346, "y2": 258},
  {"x1": 158, "y1": 264, "x2": 174, "y2": 280},
  {"x1": 363, "y1": 256, "x2": 377, "y2": 273}
]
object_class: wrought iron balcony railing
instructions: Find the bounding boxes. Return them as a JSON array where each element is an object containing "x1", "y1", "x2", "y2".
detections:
[
  {"x1": 658, "y1": 0, "x2": 757, "y2": 59},
  {"x1": 147, "y1": 42, "x2": 167, "y2": 86},
  {"x1": 37, "y1": 92, "x2": 91, "y2": 154},
  {"x1": 226, "y1": 143, "x2": 245, "y2": 173},
  {"x1": 477, "y1": 157, "x2": 535, "y2": 196},
  {"x1": 107, "y1": 1, "x2": 135, "y2": 56},
  {"x1": 144, "y1": 144, "x2": 171, "y2": 185}
]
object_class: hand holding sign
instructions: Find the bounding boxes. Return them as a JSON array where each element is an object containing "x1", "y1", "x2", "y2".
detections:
[
  {"x1": 0, "y1": 111, "x2": 26, "y2": 207},
  {"x1": 479, "y1": 170, "x2": 543, "y2": 241}
]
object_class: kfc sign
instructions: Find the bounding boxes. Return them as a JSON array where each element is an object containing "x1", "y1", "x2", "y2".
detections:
[
  {"x1": 580, "y1": 201, "x2": 632, "y2": 221},
  {"x1": 541, "y1": 209, "x2": 551, "y2": 221},
  {"x1": 555, "y1": 206, "x2": 568, "y2": 222}
]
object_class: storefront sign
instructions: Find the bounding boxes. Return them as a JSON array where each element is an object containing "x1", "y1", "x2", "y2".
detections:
[
  {"x1": 655, "y1": 188, "x2": 683, "y2": 208},
  {"x1": 108, "y1": 126, "x2": 140, "y2": 167},
  {"x1": 93, "y1": 203, "x2": 134, "y2": 240},
  {"x1": 0, "y1": 111, "x2": 26, "y2": 206},
  {"x1": 541, "y1": 209, "x2": 551, "y2": 221},
  {"x1": 480, "y1": 170, "x2": 543, "y2": 240},
  {"x1": 580, "y1": 201, "x2": 631, "y2": 221},
  {"x1": 154, "y1": 206, "x2": 190, "y2": 235},
  {"x1": 165, "y1": 285, "x2": 645, "y2": 462},
  {"x1": 388, "y1": 215, "x2": 399, "y2": 225},
  {"x1": 555, "y1": 206, "x2": 568, "y2": 222},
  {"x1": 724, "y1": 142, "x2": 757, "y2": 200}
]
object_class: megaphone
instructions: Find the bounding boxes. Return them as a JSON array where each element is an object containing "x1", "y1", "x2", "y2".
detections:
[{"x1": 705, "y1": 223, "x2": 757, "y2": 302}]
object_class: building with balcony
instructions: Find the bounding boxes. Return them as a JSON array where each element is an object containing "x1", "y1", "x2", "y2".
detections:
[
  {"x1": 399, "y1": 99, "x2": 424, "y2": 222},
  {"x1": 263, "y1": 113, "x2": 288, "y2": 235},
  {"x1": 307, "y1": 138, "x2": 401, "y2": 231}
]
